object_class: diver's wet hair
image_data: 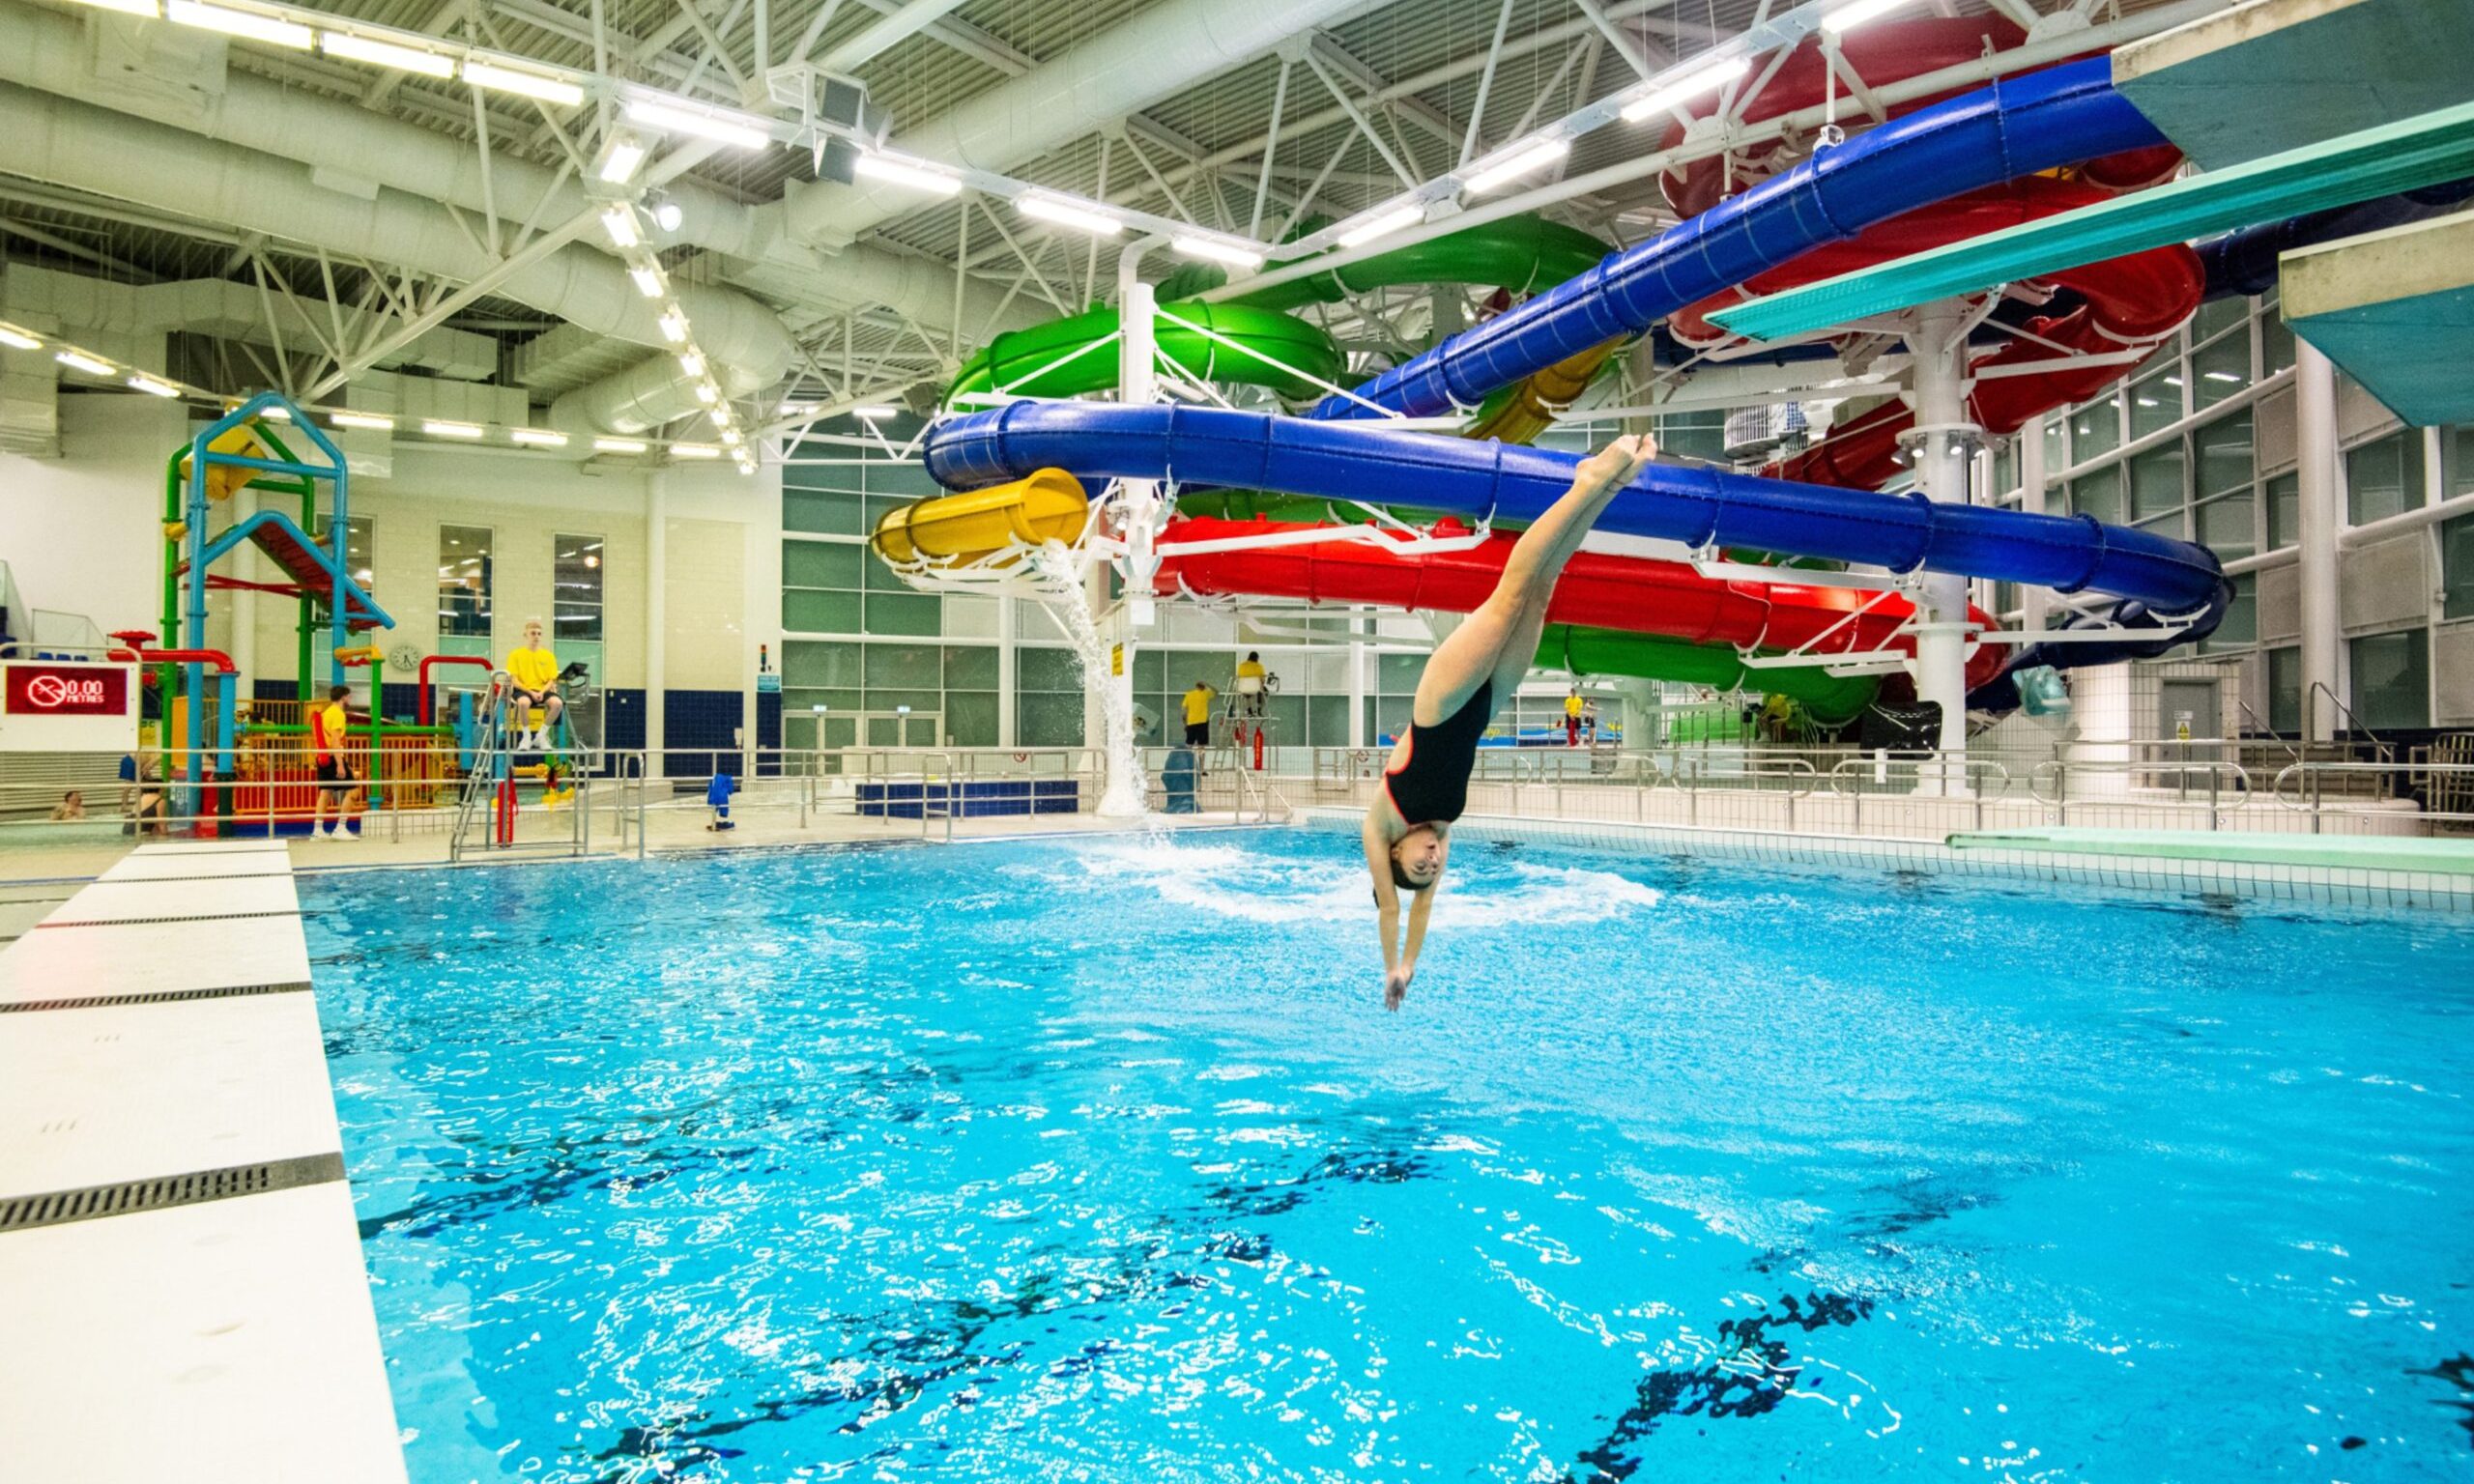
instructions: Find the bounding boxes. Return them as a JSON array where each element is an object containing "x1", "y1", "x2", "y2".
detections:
[{"x1": 1390, "y1": 855, "x2": 1429, "y2": 895}]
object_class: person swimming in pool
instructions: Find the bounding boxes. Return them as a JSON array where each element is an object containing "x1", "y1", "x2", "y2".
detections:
[{"x1": 1364, "y1": 432, "x2": 1654, "y2": 1011}]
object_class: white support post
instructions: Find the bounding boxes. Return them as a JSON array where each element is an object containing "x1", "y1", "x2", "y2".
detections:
[
  {"x1": 646, "y1": 470, "x2": 668, "y2": 773},
  {"x1": 2017, "y1": 411, "x2": 2049, "y2": 635},
  {"x1": 2295, "y1": 339, "x2": 2343, "y2": 743},
  {"x1": 1901, "y1": 300, "x2": 1978, "y2": 793}
]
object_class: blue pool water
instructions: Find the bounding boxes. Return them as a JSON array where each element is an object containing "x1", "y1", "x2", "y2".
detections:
[{"x1": 305, "y1": 831, "x2": 2474, "y2": 1481}]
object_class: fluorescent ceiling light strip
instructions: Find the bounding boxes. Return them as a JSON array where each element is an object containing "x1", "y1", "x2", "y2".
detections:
[
  {"x1": 0, "y1": 328, "x2": 41, "y2": 351},
  {"x1": 1337, "y1": 206, "x2": 1424, "y2": 249},
  {"x1": 707, "y1": 406, "x2": 734, "y2": 429},
  {"x1": 629, "y1": 265, "x2": 664, "y2": 298},
  {"x1": 597, "y1": 139, "x2": 647, "y2": 185},
  {"x1": 165, "y1": 1, "x2": 313, "y2": 49},
  {"x1": 463, "y1": 59, "x2": 585, "y2": 108},
  {"x1": 593, "y1": 438, "x2": 647, "y2": 454},
  {"x1": 421, "y1": 419, "x2": 484, "y2": 439},
  {"x1": 1620, "y1": 54, "x2": 1753, "y2": 123},
  {"x1": 853, "y1": 153, "x2": 964, "y2": 196},
  {"x1": 64, "y1": 0, "x2": 159, "y2": 17},
  {"x1": 55, "y1": 351, "x2": 114, "y2": 376},
  {"x1": 622, "y1": 99, "x2": 772, "y2": 151},
  {"x1": 656, "y1": 311, "x2": 689, "y2": 344},
  {"x1": 853, "y1": 406, "x2": 899, "y2": 419},
  {"x1": 510, "y1": 428, "x2": 569, "y2": 446},
  {"x1": 1464, "y1": 138, "x2": 1570, "y2": 195},
  {"x1": 600, "y1": 207, "x2": 641, "y2": 248},
  {"x1": 1018, "y1": 193, "x2": 1124, "y2": 237},
  {"x1": 331, "y1": 411, "x2": 394, "y2": 430},
  {"x1": 319, "y1": 31, "x2": 455, "y2": 76},
  {"x1": 1171, "y1": 236, "x2": 1265, "y2": 270},
  {"x1": 676, "y1": 352, "x2": 705, "y2": 376},
  {"x1": 1821, "y1": 0, "x2": 1913, "y2": 33},
  {"x1": 672, "y1": 442, "x2": 721, "y2": 459},
  {"x1": 128, "y1": 375, "x2": 181, "y2": 398}
]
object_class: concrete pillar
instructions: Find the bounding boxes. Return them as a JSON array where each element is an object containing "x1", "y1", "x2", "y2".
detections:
[
  {"x1": 1347, "y1": 617, "x2": 1367, "y2": 748},
  {"x1": 997, "y1": 591, "x2": 1018, "y2": 749},
  {"x1": 2294, "y1": 340, "x2": 2342, "y2": 741},
  {"x1": 1902, "y1": 301, "x2": 1979, "y2": 787},
  {"x1": 645, "y1": 470, "x2": 667, "y2": 769}
]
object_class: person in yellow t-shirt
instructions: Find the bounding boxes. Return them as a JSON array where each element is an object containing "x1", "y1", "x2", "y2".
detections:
[
  {"x1": 504, "y1": 616, "x2": 564, "y2": 750},
  {"x1": 1564, "y1": 686, "x2": 1584, "y2": 746},
  {"x1": 1234, "y1": 651, "x2": 1270, "y2": 718},
  {"x1": 1180, "y1": 679, "x2": 1217, "y2": 748}
]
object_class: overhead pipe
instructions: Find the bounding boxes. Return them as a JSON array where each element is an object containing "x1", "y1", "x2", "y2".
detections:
[
  {"x1": 0, "y1": 81, "x2": 795, "y2": 427},
  {"x1": 783, "y1": 0, "x2": 1376, "y2": 250}
]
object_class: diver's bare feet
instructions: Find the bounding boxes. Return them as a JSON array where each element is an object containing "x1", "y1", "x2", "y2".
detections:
[{"x1": 1572, "y1": 434, "x2": 1654, "y2": 496}]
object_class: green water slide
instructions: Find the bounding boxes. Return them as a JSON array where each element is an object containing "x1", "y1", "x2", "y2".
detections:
[
  {"x1": 947, "y1": 301, "x2": 1344, "y2": 403},
  {"x1": 1539, "y1": 625, "x2": 1881, "y2": 727},
  {"x1": 1222, "y1": 215, "x2": 1612, "y2": 312}
]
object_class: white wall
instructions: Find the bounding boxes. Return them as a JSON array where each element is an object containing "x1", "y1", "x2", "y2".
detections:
[{"x1": 0, "y1": 392, "x2": 191, "y2": 641}]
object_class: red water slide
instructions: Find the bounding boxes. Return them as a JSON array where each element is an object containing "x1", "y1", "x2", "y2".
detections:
[
  {"x1": 1653, "y1": 21, "x2": 2199, "y2": 493},
  {"x1": 1154, "y1": 516, "x2": 2007, "y2": 690}
]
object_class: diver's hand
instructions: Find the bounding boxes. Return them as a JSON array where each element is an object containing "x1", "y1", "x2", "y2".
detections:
[
  {"x1": 1573, "y1": 434, "x2": 1654, "y2": 495},
  {"x1": 1384, "y1": 963, "x2": 1413, "y2": 1012}
]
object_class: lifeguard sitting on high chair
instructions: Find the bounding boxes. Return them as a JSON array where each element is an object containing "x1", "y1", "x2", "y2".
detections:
[
  {"x1": 503, "y1": 617, "x2": 563, "y2": 751},
  {"x1": 1234, "y1": 651, "x2": 1272, "y2": 718}
]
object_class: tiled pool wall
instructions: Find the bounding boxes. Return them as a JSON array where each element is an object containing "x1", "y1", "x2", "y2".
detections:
[{"x1": 1295, "y1": 808, "x2": 2474, "y2": 915}]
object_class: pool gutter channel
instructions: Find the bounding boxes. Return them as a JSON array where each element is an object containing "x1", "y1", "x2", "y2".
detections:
[{"x1": 0, "y1": 840, "x2": 408, "y2": 1482}]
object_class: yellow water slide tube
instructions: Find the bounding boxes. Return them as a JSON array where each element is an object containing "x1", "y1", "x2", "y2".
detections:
[{"x1": 871, "y1": 469, "x2": 1091, "y2": 567}]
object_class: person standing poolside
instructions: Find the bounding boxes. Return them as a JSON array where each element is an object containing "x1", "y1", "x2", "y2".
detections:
[
  {"x1": 1564, "y1": 686, "x2": 1584, "y2": 745},
  {"x1": 1364, "y1": 434, "x2": 1654, "y2": 1010},
  {"x1": 504, "y1": 617, "x2": 564, "y2": 750},
  {"x1": 309, "y1": 683, "x2": 356, "y2": 841},
  {"x1": 1180, "y1": 679, "x2": 1217, "y2": 748}
]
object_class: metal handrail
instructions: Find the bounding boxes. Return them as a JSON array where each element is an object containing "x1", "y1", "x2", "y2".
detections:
[
  {"x1": 1827, "y1": 755, "x2": 2011, "y2": 797},
  {"x1": 2235, "y1": 698, "x2": 2304, "y2": 766},
  {"x1": 2308, "y1": 680, "x2": 2394, "y2": 763}
]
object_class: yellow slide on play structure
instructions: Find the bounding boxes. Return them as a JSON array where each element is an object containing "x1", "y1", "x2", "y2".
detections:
[
  {"x1": 178, "y1": 423, "x2": 284, "y2": 502},
  {"x1": 871, "y1": 468, "x2": 1089, "y2": 566}
]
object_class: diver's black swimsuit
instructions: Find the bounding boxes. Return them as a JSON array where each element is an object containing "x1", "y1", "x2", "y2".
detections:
[{"x1": 1383, "y1": 680, "x2": 1492, "y2": 826}]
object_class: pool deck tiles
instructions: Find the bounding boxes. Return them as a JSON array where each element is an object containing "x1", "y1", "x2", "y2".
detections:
[{"x1": 0, "y1": 842, "x2": 406, "y2": 1483}]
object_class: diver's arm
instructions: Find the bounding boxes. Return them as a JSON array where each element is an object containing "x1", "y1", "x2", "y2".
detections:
[
  {"x1": 1364, "y1": 810, "x2": 1402, "y2": 979},
  {"x1": 1389, "y1": 856, "x2": 1442, "y2": 1011}
]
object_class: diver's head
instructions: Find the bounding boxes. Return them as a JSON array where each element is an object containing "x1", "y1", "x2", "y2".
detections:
[{"x1": 1390, "y1": 825, "x2": 1445, "y2": 893}]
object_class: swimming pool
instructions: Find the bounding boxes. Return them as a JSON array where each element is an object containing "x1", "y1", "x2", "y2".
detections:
[{"x1": 306, "y1": 830, "x2": 2474, "y2": 1481}]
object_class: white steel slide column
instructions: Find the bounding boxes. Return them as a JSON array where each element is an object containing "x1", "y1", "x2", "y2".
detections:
[
  {"x1": 2295, "y1": 339, "x2": 2344, "y2": 742},
  {"x1": 1903, "y1": 300, "x2": 1979, "y2": 790}
]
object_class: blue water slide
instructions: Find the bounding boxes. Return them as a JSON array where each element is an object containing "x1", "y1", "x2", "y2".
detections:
[
  {"x1": 1309, "y1": 56, "x2": 2168, "y2": 422},
  {"x1": 924, "y1": 402, "x2": 2226, "y2": 614}
]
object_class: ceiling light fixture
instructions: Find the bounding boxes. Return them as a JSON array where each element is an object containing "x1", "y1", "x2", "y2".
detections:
[
  {"x1": 853, "y1": 153, "x2": 964, "y2": 197},
  {"x1": 676, "y1": 352, "x2": 705, "y2": 377},
  {"x1": 629, "y1": 265, "x2": 664, "y2": 298},
  {"x1": 694, "y1": 382, "x2": 719, "y2": 404},
  {"x1": 593, "y1": 437, "x2": 648, "y2": 454},
  {"x1": 1017, "y1": 193, "x2": 1123, "y2": 237},
  {"x1": 853, "y1": 405, "x2": 899, "y2": 420},
  {"x1": 672, "y1": 442, "x2": 721, "y2": 459},
  {"x1": 421, "y1": 419, "x2": 484, "y2": 439},
  {"x1": 463, "y1": 59, "x2": 585, "y2": 108},
  {"x1": 1463, "y1": 138, "x2": 1570, "y2": 195},
  {"x1": 1820, "y1": 0, "x2": 1913, "y2": 34},
  {"x1": 127, "y1": 375, "x2": 182, "y2": 398},
  {"x1": 1619, "y1": 54, "x2": 1752, "y2": 123},
  {"x1": 319, "y1": 32, "x2": 455, "y2": 76},
  {"x1": 164, "y1": 1, "x2": 313, "y2": 50},
  {"x1": 1336, "y1": 205, "x2": 1424, "y2": 249},
  {"x1": 649, "y1": 197, "x2": 684, "y2": 233},
  {"x1": 596, "y1": 136, "x2": 648, "y2": 185},
  {"x1": 600, "y1": 206, "x2": 641, "y2": 248},
  {"x1": 656, "y1": 310, "x2": 690, "y2": 344},
  {"x1": 510, "y1": 428, "x2": 570, "y2": 447},
  {"x1": 621, "y1": 99, "x2": 772, "y2": 151},
  {"x1": 1170, "y1": 236, "x2": 1266, "y2": 270},
  {"x1": 331, "y1": 411, "x2": 395, "y2": 431},
  {"x1": 0, "y1": 328, "x2": 41, "y2": 351},
  {"x1": 54, "y1": 351, "x2": 114, "y2": 376},
  {"x1": 62, "y1": 0, "x2": 160, "y2": 16}
]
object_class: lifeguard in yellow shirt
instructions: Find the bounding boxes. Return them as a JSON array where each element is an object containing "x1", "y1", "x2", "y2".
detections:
[{"x1": 504, "y1": 616, "x2": 564, "y2": 751}]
